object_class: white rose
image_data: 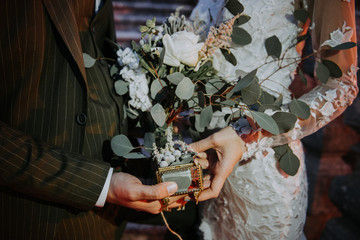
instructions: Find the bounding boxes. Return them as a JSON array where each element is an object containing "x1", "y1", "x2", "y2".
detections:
[{"x1": 162, "y1": 31, "x2": 204, "y2": 67}]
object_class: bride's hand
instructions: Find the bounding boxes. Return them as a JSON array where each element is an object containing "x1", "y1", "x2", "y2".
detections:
[{"x1": 189, "y1": 126, "x2": 246, "y2": 201}]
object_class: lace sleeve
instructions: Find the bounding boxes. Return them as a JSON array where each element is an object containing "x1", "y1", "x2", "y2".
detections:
[{"x1": 271, "y1": 0, "x2": 358, "y2": 146}]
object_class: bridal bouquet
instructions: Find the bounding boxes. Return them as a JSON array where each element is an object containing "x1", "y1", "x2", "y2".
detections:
[{"x1": 108, "y1": 0, "x2": 354, "y2": 193}]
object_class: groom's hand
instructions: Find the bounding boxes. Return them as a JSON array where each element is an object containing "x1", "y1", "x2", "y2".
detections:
[
  {"x1": 107, "y1": 172, "x2": 185, "y2": 214},
  {"x1": 190, "y1": 127, "x2": 246, "y2": 201}
]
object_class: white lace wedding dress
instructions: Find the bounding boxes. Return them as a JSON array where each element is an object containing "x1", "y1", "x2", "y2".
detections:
[{"x1": 191, "y1": 0, "x2": 358, "y2": 239}]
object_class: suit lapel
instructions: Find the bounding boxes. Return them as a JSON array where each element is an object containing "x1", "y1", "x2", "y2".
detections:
[{"x1": 42, "y1": 0, "x2": 88, "y2": 87}]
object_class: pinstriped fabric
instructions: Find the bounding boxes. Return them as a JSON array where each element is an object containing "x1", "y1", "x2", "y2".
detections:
[{"x1": 0, "y1": 0, "x2": 126, "y2": 239}]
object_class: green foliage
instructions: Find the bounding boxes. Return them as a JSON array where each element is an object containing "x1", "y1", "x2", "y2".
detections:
[
  {"x1": 241, "y1": 81, "x2": 261, "y2": 105},
  {"x1": 175, "y1": 77, "x2": 195, "y2": 100},
  {"x1": 321, "y1": 59, "x2": 342, "y2": 78},
  {"x1": 234, "y1": 15, "x2": 251, "y2": 26},
  {"x1": 225, "y1": 0, "x2": 244, "y2": 15},
  {"x1": 316, "y1": 62, "x2": 331, "y2": 83},
  {"x1": 265, "y1": 35, "x2": 282, "y2": 59},
  {"x1": 274, "y1": 144, "x2": 300, "y2": 176},
  {"x1": 289, "y1": 99, "x2": 311, "y2": 119},
  {"x1": 83, "y1": 53, "x2": 96, "y2": 68},
  {"x1": 114, "y1": 80, "x2": 129, "y2": 95},
  {"x1": 221, "y1": 48, "x2": 237, "y2": 66},
  {"x1": 150, "y1": 103, "x2": 166, "y2": 127},
  {"x1": 199, "y1": 105, "x2": 214, "y2": 129},
  {"x1": 272, "y1": 112, "x2": 298, "y2": 134},
  {"x1": 331, "y1": 42, "x2": 356, "y2": 50},
  {"x1": 111, "y1": 134, "x2": 135, "y2": 157},
  {"x1": 250, "y1": 111, "x2": 279, "y2": 135},
  {"x1": 293, "y1": 9, "x2": 309, "y2": 23},
  {"x1": 231, "y1": 27, "x2": 252, "y2": 46},
  {"x1": 230, "y1": 69, "x2": 257, "y2": 95}
]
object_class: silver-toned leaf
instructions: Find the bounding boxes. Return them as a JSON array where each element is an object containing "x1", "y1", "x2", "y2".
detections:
[
  {"x1": 175, "y1": 77, "x2": 195, "y2": 100},
  {"x1": 150, "y1": 103, "x2": 166, "y2": 127},
  {"x1": 114, "y1": 80, "x2": 129, "y2": 95},
  {"x1": 83, "y1": 53, "x2": 96, "y2": 68},
  {"x1": 265, "y1": 35, "x2": 282, "y2": 59},
  {"x1": 321, "y1": 59, "x2": 342, "y2": 78},
  {"x1": 230, "y1": 69, "x2": 257, "y2": 95},
  {"x1": 241, "y1": 81, "x2": 261, "y2": 105},
  {"x1": 272, "y1": 112, "x2": 298, "y2": 133},
  {"x1": 331, "y1": 42, "x2": 356, "y2": 50},
  {"x1": 220, "y1": 48, "x2": 237, "y2": 66},
  {"x1": 225, "y1": 0, "x2": 244, "y2": 15},
  {"x1": 231, "y1": 27, "x2": 252, "y2": 46},
  {"x1": 316, "y1": 62, "x2": 330, "y2": 83},
  {"x1": 111, "y1": 134, "x2": 134, "y2": 157},
  {"x1": 150, "y1": 79, "x2": 167, "y2": 99},
  {"x1": 200, "y1": 105, "x2": 213, "y2": 129},
  {"x1": 279, "y1": 148, "x2": 300, "y2": 176},
  {"x1": 250, "y1": 111, "x2": 279, "y2": 135},
  {"x1": 167, "y1": 72, "x2": 185, "y2": 85},
  {"x1": 123, "y1": 152, "x2": 147, "y2": 159},
  {"x1": 143, "y1": 132, "x2": 155, "y2": 150},
  {"x1": 289, "y1": 99, "x2": 310, "y2": 119},
  {"x1": 205, "y1": 79, "x2": 225, "y2": 95}
]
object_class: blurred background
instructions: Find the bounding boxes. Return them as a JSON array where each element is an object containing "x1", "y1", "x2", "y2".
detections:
[{"x1": 112, "y1": 1, "x2": 360, "y2": 239}]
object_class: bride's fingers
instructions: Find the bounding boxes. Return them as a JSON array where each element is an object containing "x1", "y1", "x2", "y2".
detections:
[
  {"x1": 203, "y1": 175, "x2": 211, "y2": 189},
  {"x1": 198, "y1": 174, "x2": 226, "y2": 201},
  {"x1": 195, "y1": 157, "x2": 209, "y2": 169}
]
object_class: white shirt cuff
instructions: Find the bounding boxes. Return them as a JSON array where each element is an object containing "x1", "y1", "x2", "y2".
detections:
[{"x1": 95, "y1": 167, "x2": 113, "y2": 207}]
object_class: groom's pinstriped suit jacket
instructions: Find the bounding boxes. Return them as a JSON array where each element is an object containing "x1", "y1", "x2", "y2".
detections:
[{"x1": 0, "y1": 0, "x2": 128, "y2": 239}]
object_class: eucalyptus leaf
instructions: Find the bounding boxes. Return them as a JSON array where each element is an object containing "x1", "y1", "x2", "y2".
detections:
[
  {"x1": 110, "y1": 64, "x2": 119, "y2": 77},
  {"x1": 331, "y1": 42, "x2": 356, "y2": 50},
  {"x1": 299, "y1": 69, "x2": 307, "y2": 86},
  {"x1": 316, "y1": 62, "x2": 330, "y2": 83},
  {"x1": 83, "y1": 53, "x2": 96, "y2": 68},
  {"x1": 143, "y1": 132, "x2": 155, "y2": 150},
  {"x1": 220, "y1": 48, "x2": 237, "y2": 66},
  {"x1": 265, "y1": 35, "x2": 282, "y2": 59},
  {"x1": 258, "y1": 104, "x2": 281, "y2": 112},
  {"x1": 231, "y1": 27, "x2": 252, "y2": 46},
  {"x1": 114, "y1": 80, "x2": 129, "y2": 96},
  {"x1": 123, "y1": 152, "x2": 147, "y2": 159},
  {"x1": 241, "y1": 81, "x2": 261, "y2": 105},
  {"x1": 225, "y1": 0, "x2": 244, "y2": 15},
  {"x1": 206, "y1": 79, "x2": 225, "y2": 95},
  {"x1": 279, "y1": 149, "x2": 300, "y2": 176},
  {"x1": 272, "y1": 112, "x2": 298, "y2": 133},
  {"x1": 289, "y1": 99, "x2": 310, "y2": 119},
  {"x1": 111, "y1": 134, "x2": 135, "y2": 157},
  {"x1": 198, "y1": 91, "x2": 205, "y2": 108},
  {"x1": 234, "y1": 15, "x2": 251, "y2": 25},
  {"x1": 200, "y1": 105, "x2": 213, "y2": 129},
  {"x1": 150, "y1": 79, "x2": 167, "y2": 99},
  {"x1": 167, "y1": 72, "x2": 185, "y2": 85},
  {"x1": 195, "y1": 114, "x2": 205, "y2": 132},
  {"x1": 230, "y1": 69, "x2": 257, "y2": 95},
  {"x1": 250, "y1": 111, "x2": 279, "y2": 135},
  {"x1": 321, "y1": 59, "x2": 342, "y2": 78},
  {"x1": 175, "y1": 77, "x2": 195, "y2": 100},
  {"x1": 273, "y1": 144, "x2": 289, "y2": 159},
  {"x1": 150, "y1": 103, "x2": 166, "y2": 127},
  {"x1": 274, "y1": 95, "x2": 283, "y2": 106},
  {"x1": 294, "y1": 9, "x2": 309, "y2": 23},
  {"x1": 258, "y1": 90, "x2": 275, "y2": 105}
]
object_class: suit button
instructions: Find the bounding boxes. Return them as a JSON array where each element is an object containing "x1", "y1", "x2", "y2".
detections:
[{"x1": 76, "y1": 113, "x2": 87, "y2": 126}]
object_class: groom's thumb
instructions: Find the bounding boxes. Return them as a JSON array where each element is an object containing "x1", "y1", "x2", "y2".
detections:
[{"x1": 138, "y1": 182, "x2": 178, "y2": 200}]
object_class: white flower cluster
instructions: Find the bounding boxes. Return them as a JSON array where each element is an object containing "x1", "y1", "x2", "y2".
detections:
[
  {"x1": 152, "y1": 127, "x2": 193, "y2": 167},
  {"x1": 117, "y1": 48, "x2": 152, "y2": 111}
]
